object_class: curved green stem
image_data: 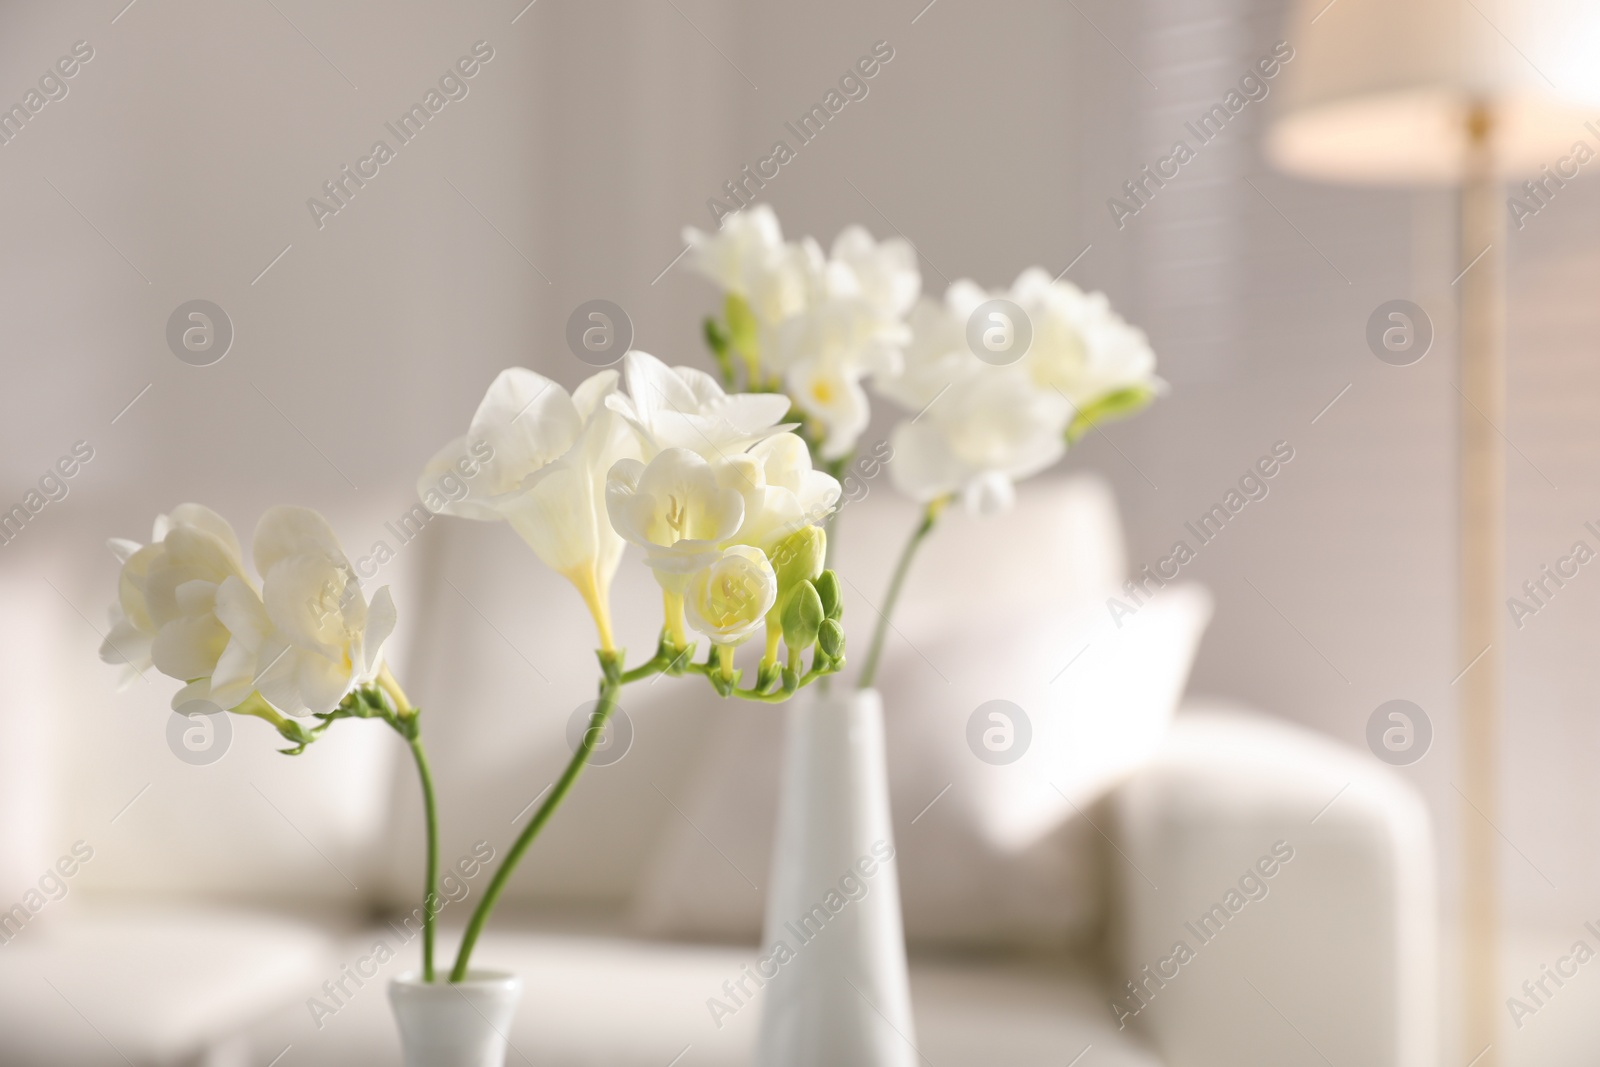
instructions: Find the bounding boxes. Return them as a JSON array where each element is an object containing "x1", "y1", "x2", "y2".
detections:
[
  {"x1": 449, "y1": 660, "x2": 624, "y2": 983},
  {"x1": 375, "y1": 665, "x2": 440, "y2": 983},
  {"x1": 858, "y1": 496, "x2": 948, "y2": 690},
  {"x1": 407, "y1": 736, "x2": 440, "y2": 982}
]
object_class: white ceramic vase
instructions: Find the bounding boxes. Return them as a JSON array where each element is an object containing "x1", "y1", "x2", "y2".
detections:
[
  {"x1": 756, "y1": 686, "x2": 917, "y2": 1067},
  {"x1": 389, "y1": 971, "x2": 522, "y2": 1067}
]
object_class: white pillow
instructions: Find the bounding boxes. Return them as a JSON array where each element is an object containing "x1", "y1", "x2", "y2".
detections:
[{"x1": 629, "y1": 476, "x2": 1212, "y2": 949}]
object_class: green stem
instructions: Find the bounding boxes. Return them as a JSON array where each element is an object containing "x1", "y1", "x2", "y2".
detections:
[
  {"x1": 449, "y1": 663, "x2": 623, "y2": 983},
  {"x1": 858, "y1": 496, "x2": 948, "y2": 690},
  {"x1": 407, "y1": 736, "x2": 440, "y2": 982}
]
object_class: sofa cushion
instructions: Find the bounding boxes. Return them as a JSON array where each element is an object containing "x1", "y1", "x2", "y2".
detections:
[
  {"x1": 237, "y1": 926, "x2": 1164, "y2": 1067},
  {"x1": 0, "y1": 905, "x2": 331, "y2": 1066},
  {"x1": 629, "y1": 476, "x2": 1210, "y2": 950}
]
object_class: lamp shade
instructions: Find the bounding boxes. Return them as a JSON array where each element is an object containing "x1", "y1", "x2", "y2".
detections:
[{"x1": 1268, "y1": 0, "x2": 1600, "y2": 183}]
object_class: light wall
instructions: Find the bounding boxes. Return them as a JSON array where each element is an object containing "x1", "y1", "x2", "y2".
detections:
[{"x1": 1, "y1": 0, "x2": 1596, "y2": 990}]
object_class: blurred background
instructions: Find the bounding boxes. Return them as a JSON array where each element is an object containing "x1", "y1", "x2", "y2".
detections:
[{"x1": 2, "y1": 0, "x2": 1598, "y2": 1064}]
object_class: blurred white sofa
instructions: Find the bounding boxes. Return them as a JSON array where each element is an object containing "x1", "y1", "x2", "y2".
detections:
[{"x1": 0, "y1": 476, "x2": 1436, "y2": 1066}]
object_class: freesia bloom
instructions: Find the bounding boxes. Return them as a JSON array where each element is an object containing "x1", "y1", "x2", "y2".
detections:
[
  {"x1": 100, "y1": 504, "x2": 257, "y2": 708},
  {"x1": 717, "y1": 431, "x2": 841, "y2": 553},
  {"x1": 888, "y1": 369, "x2": 1073, "y2": 516},
  {"x1": 1006, "y1": 269, "x2": 1160, "y2": 410},
  {"x1": 766, "y1": 227, "x2": 919, "y2": 459},
  {"x1": 219, "y1": 507, "x2": 396, "y2": 717},
  {"x1": 605, "y1": 448, "x2": 745, "y2": 589},
  {"x1": 420, "y1": 367, "x2": 639, "y2": 648},
  {"x1": 684, "y1": 208, "x2": 920, "y2": 460},
  {"x1": 683, "y1": 544, "x2": 777, "y2": 646},
  {"x1": 877, "y1": 272, "x2": 1160, "y2": 515},
  {"x1": 100, "y1": 505, "x2": 395, "y2": 717},
  {"x1": 605, "y1": 350, "x2": 791, "y2": 462},
  {"x1": 681, "y1": 206, "x2": 814, "y2": 329}
]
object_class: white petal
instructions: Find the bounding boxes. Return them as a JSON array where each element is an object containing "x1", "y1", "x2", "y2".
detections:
[
  {"x1": 254, "y1": 639, "x2": 307, "y2": 716},
  {"x1": 171, "y1": 678, "x2": 216, "y2": 712},
  {"x1": 468, "y1": 368, "x2": 583, "y2": 489},
  {"x1": 624, "y1": 351, "x2": 699, "y2": 420},
  {"x1": 254, "y1": 506, "x2": 346, "y2": 576},
  {"x1": 150, "y1": 615, "x2": 229, "y2": 682},
  {"x1": 215, "y1": 575, "x2": 272, "y2": 649},
  {"x1": 672, "y1": 365, "x2": 727, "y2": 406},
  {"x1": 99, "y1": 615, "x2": 154, "y2": 669},
  {"x1": 262, "y1": 555, "x2": 347, "y2": 651},
  {"x1": 208, "y1": 637, "x2": 259, "y2": 708},
  {"x1": 571, "y1": 369, "x2": 621, "y2": 420},
  {"x1": 508, "y1": 463, "x2": 608, "y2": 576},
  {"x1": 174, "y1": 578, "x2": 216, "y2": 616},
  {"x1": 363, "y1": 586, "x2": 397, "y2": 677},
  {"x1": 716, "y1": 393, "x2": 794, "y2": 435},
  {"x1": 297, "y1": 650, "x2": 356, "y2": 717},
  {"x1": 962, "y1": 471, "x2": 1016, "y2": 517},
  {"x1": 418, "y1": 436, "x2": 502, "y2": 522},
  {"x1": 166, "y1": 504, "x2": 244, "y2": 564},
  {"x1": 108, "y1": 538, "x2": 142, "y2": 564}
]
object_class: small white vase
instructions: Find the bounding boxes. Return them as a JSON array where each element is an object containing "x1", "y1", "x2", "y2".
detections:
[
  {"x1": 756, "y1": 686, "x2": 917, "y2": 1067},
  {"x1": 388, "y1": 971, "x2": 522, "y2": 1067}
]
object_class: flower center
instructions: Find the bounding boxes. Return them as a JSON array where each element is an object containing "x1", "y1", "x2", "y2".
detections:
[{"x1": 664, "y1": 494, "x2": 689, "y2": 539}]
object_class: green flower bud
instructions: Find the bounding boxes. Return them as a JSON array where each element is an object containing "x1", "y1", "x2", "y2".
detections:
[
  {"x1": 780, "y1": 579, "x2": 825, "y2": 651},
  {"x1": 768, "y1": 526, "x2": 825, "y2": 608},
  {"x1": 1066, "y1": 384, "x2": 1156, "y2": 443},
  {"x1": 781, "y1": 666, "x2": 800, "y2": 693},
  {"x1": 818, "y1": 618, "x2": 845, "y2": 659},
  {"x1": 814, "y1": 570, "x2": 842, "y2": 620},
  {"x1": 725, "y1": 293, "x2": 760, "y2": 360}
]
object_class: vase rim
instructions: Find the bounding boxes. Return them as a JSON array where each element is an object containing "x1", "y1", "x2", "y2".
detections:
[{"x1": 391, "y1": 970, "x2": 521, "y2": 991}]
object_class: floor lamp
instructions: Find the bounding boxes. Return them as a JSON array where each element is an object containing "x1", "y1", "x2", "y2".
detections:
[{"x1": 1267, "y1": 0, "x2": 1600, "y2": 1062}]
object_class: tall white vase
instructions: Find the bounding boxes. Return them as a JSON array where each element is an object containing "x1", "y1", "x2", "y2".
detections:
[{"x1": 756, "y1": 687, "x2": 917, "y2": 1067}]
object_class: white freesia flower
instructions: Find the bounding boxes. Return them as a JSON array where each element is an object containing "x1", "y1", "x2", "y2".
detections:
[
  {"x1": 681, "y1": 205, "x2": 785, "y2": 302},
  {"x1": 605, "y1": 447, "x2": 746, "y2": 589},
  {"x1": 684, "y1": 209, "x2": 921, "y2": 461},
  {"x1": 681, "y1": 206, "x2": 817, "y2": 329},
  {"x1": 605, "y1": 350, "x2": 791, "y2": 461},
  {"x1": 766, "y1": 227, "x2": 919, "y2": 459},
  {"x1": 99, "y1": 505, "x2": 396, "y2": 717},
  {"x1": 220, "y1": 507, "x2": 396, "y2": 717},
  {"x1": 717, "y1": 432, "x2": 842, "y2": 552},
  {"x1": 878, "y1": 271, "x2": 1160, "y2": 515},
  {"x1": 683, "y1": 544, "x2": 777, "y2": 646},
  {"x1": 889, "y1": 369, "x2": 1072, "y2": 516},
  {"x1": 99, "y1": 504, "x2": 259, "y2": 709},
  {"x1": 773, "y1": 305, "x2": 886, "y2": 461},
  {"x1": 873, "y1": 287, "x2": 980, "y2": 413},
  {"x1": 1007, "y1": 269, "x2": 1159, "y2": 408},
  {"x1": 420, "y1": 367, "x2": 639, "y2": 647},
  {"x1": 828, "y1": 225, "x2": 921, "y2": 327}
]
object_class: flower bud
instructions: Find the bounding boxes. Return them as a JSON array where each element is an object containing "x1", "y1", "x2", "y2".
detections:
[
  {"x1": 814, "y1": 569, "x2": 842, "y2": 620},
  {"x1": 817, "y1": 618, "x2": 844, "y2": 659},
  {"x1": 725, "y1": 293, "x2": 760, "y2": 359},
  {"x1": 770, "y1": 525, "x2": 826, "y2": 591},
  {"x1": 780, "y1": 579, "x2": 825, "y2": 651}
]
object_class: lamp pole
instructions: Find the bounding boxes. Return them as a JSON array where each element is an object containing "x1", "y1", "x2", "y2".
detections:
[{"x1": 1458, "y1": 101, "x2": 1504, "y2": 1067}]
